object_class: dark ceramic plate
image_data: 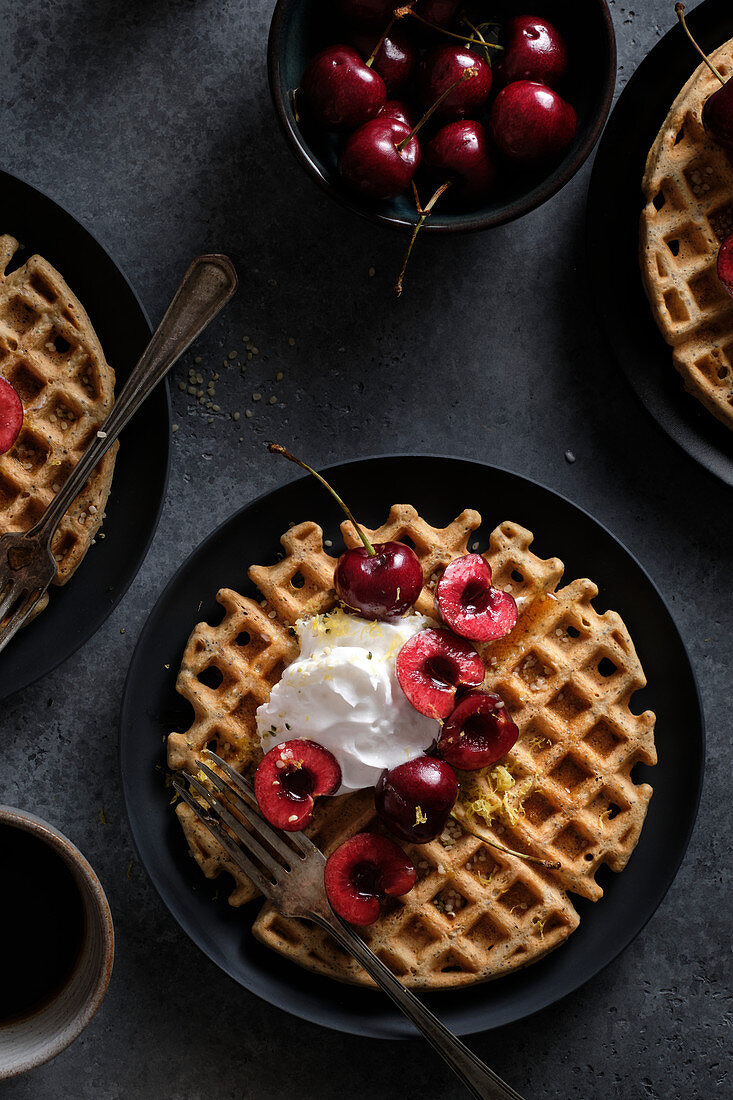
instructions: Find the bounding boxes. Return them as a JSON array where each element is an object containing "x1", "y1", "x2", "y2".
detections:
[
  {"x1": 587, "y1": 0, "x2": 733, "y2": 486},
  {"x1": 268, "y1": 0, "x2": 616, "y2": 233},
  {"x1": 120, "y1": 456, "x2": 702, "y2": 1039},
  {"x1": 0, "y1": 169, "x2": 170, "y2": 701}
]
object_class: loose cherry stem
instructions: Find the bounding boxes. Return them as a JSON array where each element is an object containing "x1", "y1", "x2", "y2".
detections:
[
  {"x1": 675, "y1": 3, "x2": 725, "y2": 85},
  {"x1": 394, "y1": 5, "x2": 502, "y2": 51},
  {"x1": 366, "y1": 16, "x2": 395, "y2": 68},
  {"x1": 394, "y1": 180, "x2": 452, "y2": 297},
  {"x1": 450, "y1": 810, "x2": 562, "y2": 870},
  {"x1": 267, "y1": 443, "x2": 376, "y2": 555},
  {"x1": 396, "y1": 67, "x2": 477, "y2": 152}
]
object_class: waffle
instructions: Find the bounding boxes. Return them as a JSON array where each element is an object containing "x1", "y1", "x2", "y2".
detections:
[
  {"x1": 169, "y1": 506, "x2": 656, "y2": 989},
  {"x1": 640, "y1": 40, "x2": 733, "y2": 429},
  {"x1": 0, "y1": 235, "x2": 118, "y2": 602}
]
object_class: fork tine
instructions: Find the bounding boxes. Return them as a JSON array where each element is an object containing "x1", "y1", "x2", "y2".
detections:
[
  {"x1": 204, "y1": 751, "x2": 318, "y2": 858},
  {"x1": 186, "y1": 772, "x2": 290, "y2": 880},
  {"x1": 0, "y1": 579, "x2": 23, "y2": 624},
  {"x1": 0, "y1": 588, "x2": 43, "y2": 655},
  {"x1": 173, "y1": 781, "x2": 276, "y2": 900},
  {"x1": 199, "y1": 757, "x2": 312, "y2": 862}
]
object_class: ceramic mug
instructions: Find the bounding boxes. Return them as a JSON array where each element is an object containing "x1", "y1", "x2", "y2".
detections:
[{"x1": 0, "y1": 806, "x2": 114, "y2": 1080}]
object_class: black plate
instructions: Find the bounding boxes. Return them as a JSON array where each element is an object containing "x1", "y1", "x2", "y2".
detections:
[
  {"x1": 587, "y1": 0, "x2": 733, "y2": 486},
  {"x1": 120, "y1": 456, "x2": 703, "y2": 1039},
  {"x1": 0, "y1": 169, "x2": 170, "y2": 700}
]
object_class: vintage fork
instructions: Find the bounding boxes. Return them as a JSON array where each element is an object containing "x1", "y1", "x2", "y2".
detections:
[
  {"x1": 174, "y1": 752, "x2": 525, "y2": 1100},
  {"x1": 0, "y1": 253, "x2": 237, "y2": 654}
]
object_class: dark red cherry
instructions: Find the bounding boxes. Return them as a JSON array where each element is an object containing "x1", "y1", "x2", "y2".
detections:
[
  {"x1": 375, "y1": 756, "x2": 458, "y2": 843},
  {"x1": 489, "y1": 81, "x2": 577, "y2": 162},
  {"x1": 419, "y1": 45, "x2": 492, "y2": 120},
  {"x1": 718, "y1": 232, "x2": 733, "y2": 297},
  {"x1": 417, "y1": 0, "x2": 462, "y2": 28},
  {"x1": 254, "y1": 739, "x2": 342, "y2": 831},
  {"x1": 425, "y1": 120, "x2": 496, "y2": 204},
  {"x1": 379, "y1": 99, "x2": 416, "y2": 128},
  {"x1": 335, "y1": 0, "x2": 395, "y2": 30},
  {"x1": 437, "y1": 691, "x2": 518, "y2": 770},
  {"x1": 494, "y1": 16, "x2": 569, "y2": 90},
  {"x1": 703, "y1": 80, "x2": 733, "y2": 150},
  {"x1": 301, "y1": 45, "x2": 386, "y2": 131},
  {"x1": 335, "y1": 540, "x2": 423, "y2": 619},
  {"x1": 0, "y1": 377, "x2": 23, "y2": 455},
  {"x1": 339, "y1": 117, "x2": 420, "y2": 199},
  {"x1": 352, "y1": 28, "x2": 418, "y2": 93},
  {"x1": 324, "y1": 832, "x2": 416, "y2": 925}
]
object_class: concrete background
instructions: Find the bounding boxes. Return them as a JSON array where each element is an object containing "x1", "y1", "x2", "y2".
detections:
[{"x1": 0, "y1": 0, "x2": 730, "y2": 1096}]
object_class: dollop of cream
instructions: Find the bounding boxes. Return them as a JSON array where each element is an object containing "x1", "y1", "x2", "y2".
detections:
[{"x1": 255, "y1": 607, "x2": 439, "y2": 793}]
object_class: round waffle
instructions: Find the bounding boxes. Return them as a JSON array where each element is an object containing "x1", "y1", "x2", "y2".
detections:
[
  {"x1": 640, "y1": 40, "x2": 733, "y2": 430},
  {"x1": 168, "y1": 506, "x2": 656, "y2": 990},
  {"x1": 0, "y1": 235, "x2": 118, "y2": 608}
]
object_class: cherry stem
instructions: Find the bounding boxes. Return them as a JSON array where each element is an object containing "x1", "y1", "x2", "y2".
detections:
[
  {"x1": 462, "y1": 17, "x2": 491, "y2": 67},
  {"x1": 366, "y1": 16, "x2": 395, "y2": 68},
  {"x1": 394, "y1": 5, "x2": 502, "y2": 51},
  {"x1": 394, "y1": 180, "x2": 452, "y2": 297},
  {"x1": 267, "y1": 444, "x2": 376, "y2": 556},
  {"x1": 396, "y1": 67, "x2": 478, "y2": 152},
  {"x1": 675, "y1": 4, "x2": 725, "y2": 85},
  {"x1": 450, "y1": 810, "x2": 562, "y2": 870}
]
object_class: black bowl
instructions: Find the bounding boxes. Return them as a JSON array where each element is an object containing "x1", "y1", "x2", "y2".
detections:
[{"x1": 268, "y1": 0, "x2": 617, "y2": 232}]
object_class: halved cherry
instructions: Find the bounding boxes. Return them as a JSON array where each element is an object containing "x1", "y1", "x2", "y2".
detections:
[
  {"x1": 254, "y1": 739, "x2": 341, "y2": 831},
  {"x1": 324, "y1": 832, "x2": 416, "y2": 925},
  {"x1": 437, "y1": 691, "x2": 518, "y2": 770},
  {"x1": 396, "y1": 627, "x2": 484, "y2": 719},
  {"x1": 436, "y1": 554, "x2": 517, "y2": 641},
  {"x1": 0, "y1": 377, "x2": 23, "y2": 455},
  {"x1": 718, "y1": 231, "x2": 733, "y2": 298}
]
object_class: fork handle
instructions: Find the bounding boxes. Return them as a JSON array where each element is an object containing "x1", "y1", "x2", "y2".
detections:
[
  {"x1": 311, "y1": 912, "x2": 524, "y2": 1100},
  {"x1": 29, "y1": 254, "x2": 238, "y2": 544}
]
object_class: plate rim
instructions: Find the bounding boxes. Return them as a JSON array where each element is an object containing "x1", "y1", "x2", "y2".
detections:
[
  {"x1": 120, "y1": 453, "x2": 705, "y2": 1039},
  {"x1": 586, "y1": 0, "x2": 733, "y2": 487},
  {"x1": 0, "y1": 166, "x2": 172, "y2": 700}
]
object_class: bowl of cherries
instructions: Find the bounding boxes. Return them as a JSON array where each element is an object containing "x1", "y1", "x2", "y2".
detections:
[{"x1": 268, "y1": 0, "x2": 616, "y2": 244}]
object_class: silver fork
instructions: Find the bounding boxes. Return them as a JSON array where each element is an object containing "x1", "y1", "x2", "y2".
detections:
[
  {"x1": 0, "y1": 253, "x2": 238, "y2": 654},
  {"x1": 174, "y1": 752, "x2": 525, "y2": 1100}
]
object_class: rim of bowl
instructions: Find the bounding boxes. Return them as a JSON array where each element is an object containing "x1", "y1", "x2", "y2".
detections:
[
  {"x1": 267, "y1": 0, "x2": 617, "y2": 234},
  {"x1": 0, "y1": 806, "x2": 115, "y2": 1079}
]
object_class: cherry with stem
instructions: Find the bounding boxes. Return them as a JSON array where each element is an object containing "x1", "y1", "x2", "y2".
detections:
[{"x1": 267, "y1": 443, "x2": 424, "y2": 620}]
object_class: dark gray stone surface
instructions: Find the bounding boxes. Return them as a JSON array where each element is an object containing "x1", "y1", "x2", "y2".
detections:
[{"x1": 0, "y1": 0, "x2": 730, "y2": 1096}]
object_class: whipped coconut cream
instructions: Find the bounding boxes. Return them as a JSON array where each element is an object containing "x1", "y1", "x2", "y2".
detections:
[{"x1": 255, "y1": 608, "x2": 439, "y2": 793}]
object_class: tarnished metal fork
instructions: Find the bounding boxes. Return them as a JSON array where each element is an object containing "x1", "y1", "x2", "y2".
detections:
[
  {"x1": 175, "y1": 751, "x2": 525, "y2": 1100},
  {"x1": 0, "y1": 253, "x2": 238, "y2": 654}
]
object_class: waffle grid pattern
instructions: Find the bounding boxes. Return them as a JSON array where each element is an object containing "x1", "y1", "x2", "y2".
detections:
[
  {"x1": 0, "y1": 234, "x2": 117, "y2": 585},
  {"x1": 640, "y1": 41, "x2": 733, "y2": 429},
  {"x1": 169, "y1": 506, "x2": 655, "y2": 989}
]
